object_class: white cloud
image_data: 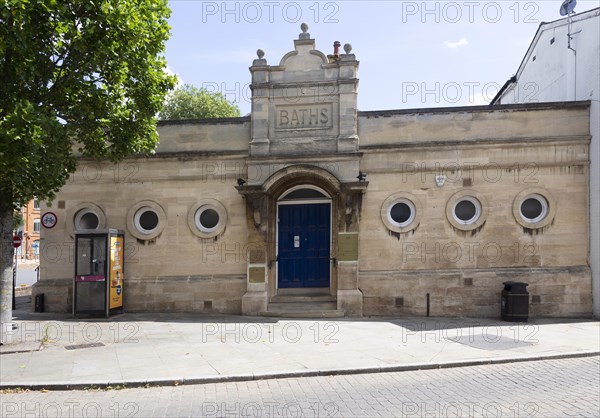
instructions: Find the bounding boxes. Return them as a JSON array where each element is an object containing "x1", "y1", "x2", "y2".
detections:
[
  {"x1": 165, "y1": 66, "x2": 182, "y2": 88},
  {"x1": 444, "y1": 38, "x2": 469, "y2": 49}
]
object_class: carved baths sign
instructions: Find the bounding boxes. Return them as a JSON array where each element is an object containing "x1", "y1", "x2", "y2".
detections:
[{"x1": 275, "y1": 103, "x2": 333, "y2": 130}]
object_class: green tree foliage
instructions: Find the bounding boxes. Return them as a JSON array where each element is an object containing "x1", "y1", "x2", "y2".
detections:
[
  {"x1": 12, "y1": 210, "x2": 22, "y2": 230},
  {"x1": 159, "y1": 84, "x2": 241, "y2": 120},
  {"x1": 0, "y1": 0, "x2": 176, "y2": 343}
]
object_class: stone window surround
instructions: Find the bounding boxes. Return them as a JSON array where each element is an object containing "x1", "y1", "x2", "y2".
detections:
[
  {"x1": 381, "y1": 192, "x2": 422, "y2": 234},
  {"x1": 66, "y1": 202, "x2": 107, "y2": 237},
  {"x1": 381, "y1": 189, "x2": 557, "y2": 234},
  {"x1": 127, "y1": 200, "x2": 167, "y2": 240},
  {"x1": 513, "y1": 187, "x2": 556, "y2": 229},
  {"x1": 187, "y1": 199, "x2": 228, "y2": 239},
  {"x1": 446, "y1": 190, "x2": 488, "y2": 231}
]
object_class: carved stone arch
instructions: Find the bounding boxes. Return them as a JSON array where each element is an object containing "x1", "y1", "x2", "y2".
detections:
[
  {"x1": 278, "y1": 50, "x2": 298, "y2": 66},
  {"x1": 278, "y1": 49, "x2": 328, "y2": 68},
  {"x1": 259, "y1": 165, "x2": 341, "y2": 298},
  {"x1": 263, "y1": 164, "x2": 342, "y2": 199}
]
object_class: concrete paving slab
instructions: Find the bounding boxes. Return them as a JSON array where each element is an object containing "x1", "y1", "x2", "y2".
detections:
[
  {"x1": 0, "y1": 340, "x2": 43, "y2": 354},
  {"x1": 1, "y1": 313, "x2": 598, "y2": 390}
]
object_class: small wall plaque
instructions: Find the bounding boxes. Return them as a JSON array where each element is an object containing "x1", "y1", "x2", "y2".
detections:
[
  {"x1": 338, "y1": 233, "x2": 358, "y2": 261},
  {"x1": 249, "y1": 267, "x2": 265, "y2": 283}
]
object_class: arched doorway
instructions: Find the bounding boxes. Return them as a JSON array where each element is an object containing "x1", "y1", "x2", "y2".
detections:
[
  {"x1": 276, "y1": 186, "x2": 332, "y2": 290},
  {"x1": 238, "y1": 164, "x2": 367, "y2": 316}
]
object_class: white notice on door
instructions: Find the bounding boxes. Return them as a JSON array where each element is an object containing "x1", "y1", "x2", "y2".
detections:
[{"x1": 294, "y1": 236, "x2": 300, "y2": 248}]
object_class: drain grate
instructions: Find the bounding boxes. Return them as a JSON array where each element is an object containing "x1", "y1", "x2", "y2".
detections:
[{"x1": 64, "y1": 342, "x2": 105, "y2": 350}]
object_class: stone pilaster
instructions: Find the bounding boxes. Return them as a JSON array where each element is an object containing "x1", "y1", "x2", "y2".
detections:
[
  {"x1": 237, "y1": 186, "x2": 269, "y2": 315},
  {"x1": 336, "y1": 181, "x2": 368, "y2": 316}
]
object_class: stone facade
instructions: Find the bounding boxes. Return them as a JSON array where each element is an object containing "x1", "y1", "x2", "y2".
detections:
[{"x1": 35, "y1": 25, "x2": 592, "y2": 318}]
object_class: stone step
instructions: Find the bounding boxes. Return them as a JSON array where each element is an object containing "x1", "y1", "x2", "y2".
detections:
[
  {"x1": 276, "y1": 288, "x2": 330, "y2": 296},
  {"x1": 271, "y1": 295, "x2": 336, "y2": 303},
  {"x1": 259, "y1": 310, "x2": 345, "y2": 319},
  {"x1": 262, "y1": 294, "x2": 345, "y2": 318},
  {"x1": 267, "y1": 301, "x2": 337, "y2": 312}
]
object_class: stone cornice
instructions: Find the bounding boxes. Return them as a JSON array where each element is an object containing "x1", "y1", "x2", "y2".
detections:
[
  {"x1": 358, "y1": 100, "x2": 590, "y2": 118},
  {"x1": 360, "y1": 136, "x2": 591, "y2": 152}
]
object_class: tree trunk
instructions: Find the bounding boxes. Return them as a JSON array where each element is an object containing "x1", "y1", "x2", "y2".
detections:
[{"x1": 0, "y1": 206, "x2": 14, "y2": 345}]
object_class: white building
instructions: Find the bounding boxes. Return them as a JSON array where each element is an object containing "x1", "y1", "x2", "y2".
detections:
[{"x1": 492, "y1": 7, "x2": 600, "y2": 318}]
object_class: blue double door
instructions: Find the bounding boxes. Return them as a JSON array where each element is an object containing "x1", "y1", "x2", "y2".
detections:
[{"x1": 277, "y1": 203, "x2": 331, "y2": 288}]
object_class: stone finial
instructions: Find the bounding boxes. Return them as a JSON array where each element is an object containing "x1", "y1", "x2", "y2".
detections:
[
  {"x1": 299, "y1": 22, "x2": 310, "y2": 40},
  {"x1": 341, "y1": 42, "x2": 356, "y2": 61},
  {"x1": 252, "y1": 48, "x2": 267, "y2": 66}
]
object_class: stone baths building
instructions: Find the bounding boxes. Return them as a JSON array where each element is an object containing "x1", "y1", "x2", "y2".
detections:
[{"x1": 36, "y1": 25, "x2": 593, "y2": 318}]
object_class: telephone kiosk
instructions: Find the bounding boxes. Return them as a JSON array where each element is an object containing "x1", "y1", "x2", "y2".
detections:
[{"x1": 73, "y1": 229, "x2": 124, "y2": 317}]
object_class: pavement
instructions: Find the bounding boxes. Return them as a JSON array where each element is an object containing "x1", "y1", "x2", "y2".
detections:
[{"x1": 1, "y1": 295, "x2": 599, "y2": 390}]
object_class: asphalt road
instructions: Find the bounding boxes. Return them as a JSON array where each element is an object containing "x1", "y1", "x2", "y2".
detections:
[{"x1": 1, "y1": 356, "x2": 598, "y2": 417}]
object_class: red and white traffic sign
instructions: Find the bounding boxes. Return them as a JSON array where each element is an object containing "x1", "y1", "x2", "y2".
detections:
[{"x1": 12, "y1": 235, "x2": 22, "y2": 249}]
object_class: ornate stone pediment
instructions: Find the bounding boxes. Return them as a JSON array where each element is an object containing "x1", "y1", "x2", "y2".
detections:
[{"x1": 249, "y1": 23, "x2": 359, "y2": 156}]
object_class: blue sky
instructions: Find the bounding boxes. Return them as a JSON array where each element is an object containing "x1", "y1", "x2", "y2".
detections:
[{"x1": 164, "y1": 1, "x2": 599, "y2": 114}]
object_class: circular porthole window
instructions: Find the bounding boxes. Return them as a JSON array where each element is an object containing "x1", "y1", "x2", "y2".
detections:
[
  {"x1": 520, "y1": 194, "x2": 548, "y2": 223},
  {"x1": 452, "y1": 197, "x2": 481, "y2": 225},
  {"x1": 388, "y1": 199, "x2": 416, "y2": 228},
  {"x1": 446, "y1": 191, "x2": 487, "y2": 232},
  {"x1": 188, "y1": 199, "x2": 228, "y2": 238},
  {"x1": 381, "y1": 193, "x2": 422, "y2": 234},
  {"x1": 127, "y1": 201, "x2": 167, "y2": 240},
  {"x1": 134, "y1": 208, "x2": 159, "y2": 234},
  {"x1": 513, "y1": 188, "x2": 555, "y2": 229},
  {"x1": 66, "y1": 203, "x2": 106, "y2": 236},
  {"x1": 74, "y1": 209, "x2": 100, "y2": 230},
  {"x1": 195, "y1": 206, "x2": 220, "y2": 233}
]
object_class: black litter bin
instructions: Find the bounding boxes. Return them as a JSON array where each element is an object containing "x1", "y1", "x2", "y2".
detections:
[{"x1": 501, "y1": 282, "x2": 529, "y2": 322}]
